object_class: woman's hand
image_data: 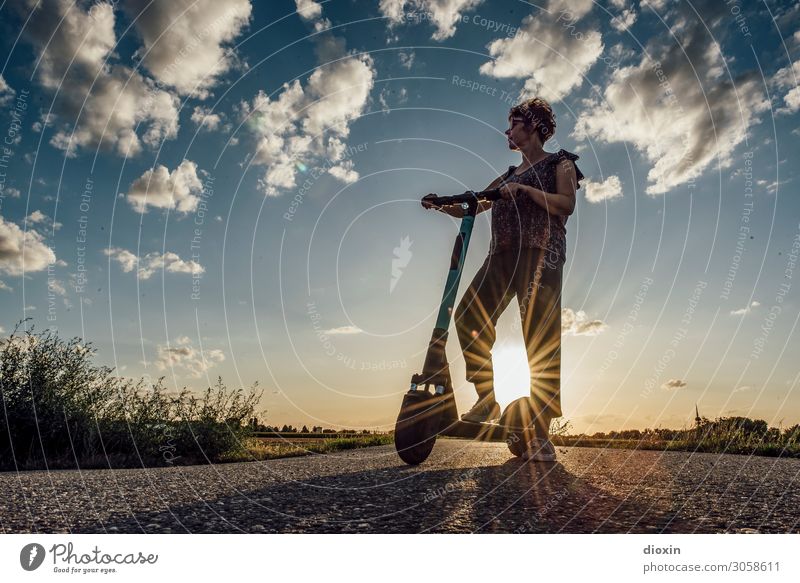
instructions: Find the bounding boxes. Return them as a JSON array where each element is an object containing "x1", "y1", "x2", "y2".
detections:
[
  {"x1": 499, "y1": 182, "x2": 525, "y2": 200},
  {"x1": 421, "y1": 194, "x2": 437, "y2": 209}
]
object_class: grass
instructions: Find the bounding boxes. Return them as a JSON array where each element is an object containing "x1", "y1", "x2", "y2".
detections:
[
  {"x1": 220, "y1": 434, "x2": 393, "y2": 462},
  {"x1": 5, "y1": 321, "x2": 797, "y2": 469},
  {"x1": 0, "y1": 322, "x2": 393, "y2": 469},
  {"x1": 557, "y1": 419, "x2": 800, "y2": 459},
  {"x1": 0, "y1": 322, "x2": 261, "y2": 470},
  {"x1": 554, "y1": 437, "x2": 800, "y2": 459}
]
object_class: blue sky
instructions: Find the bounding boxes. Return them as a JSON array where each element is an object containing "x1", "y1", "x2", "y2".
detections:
[{"x1": 0, "y1": 0, "x2": 798, "y2": 433}]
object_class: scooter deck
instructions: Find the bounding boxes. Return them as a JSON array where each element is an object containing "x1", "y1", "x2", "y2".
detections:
[{"x1": 441, "y1": 419, "x2": 530, "y2": 442}]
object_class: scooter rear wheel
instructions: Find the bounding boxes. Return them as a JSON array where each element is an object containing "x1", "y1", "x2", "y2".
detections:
[{"x1": 394, "y1": 390, "x2": 442, "y2": 465}]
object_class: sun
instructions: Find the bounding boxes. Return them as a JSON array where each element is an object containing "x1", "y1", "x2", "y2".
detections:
[{"x1": 490, "y1": 340, "x2": 532, "y2": 408}]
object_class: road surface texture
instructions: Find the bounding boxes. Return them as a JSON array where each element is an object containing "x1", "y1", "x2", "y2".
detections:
[{"x1": 2, "y1": 441, "x2": 798, "y2": 533}]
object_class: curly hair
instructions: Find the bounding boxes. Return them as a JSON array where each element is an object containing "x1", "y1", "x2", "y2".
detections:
[{"x1": 509, "y1": 97, "x2": 556, "y2": 144}]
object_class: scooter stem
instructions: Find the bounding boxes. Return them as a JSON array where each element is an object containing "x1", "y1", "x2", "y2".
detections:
[
  {"x1": 435, "y1": 204, "x2": 476, "y2": 330},
  {"x1": 413, "y1": 192, "x2": 495, "y2": 392}
]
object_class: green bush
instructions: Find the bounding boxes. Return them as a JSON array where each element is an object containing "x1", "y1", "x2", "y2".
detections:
[{"x1": 0, "y1": 323, "x2": 261, "y2": 470}]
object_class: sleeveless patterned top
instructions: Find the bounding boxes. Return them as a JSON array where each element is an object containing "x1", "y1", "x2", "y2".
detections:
[{"x1": 489, "y1": 148, "x2": 585, "y2": 265}]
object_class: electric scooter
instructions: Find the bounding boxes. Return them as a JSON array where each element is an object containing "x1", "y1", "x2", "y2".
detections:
[{"x1": 394, "y1": 189, "x2": 541, "y2": 465}]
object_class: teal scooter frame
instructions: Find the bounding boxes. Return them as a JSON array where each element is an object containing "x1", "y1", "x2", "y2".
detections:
[{"x1": 394, "y1": 189, "x2": 538, "y2": 465}]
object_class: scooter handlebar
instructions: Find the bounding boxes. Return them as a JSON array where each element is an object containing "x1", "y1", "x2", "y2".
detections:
[{"x1": 421, "y1": 188, "x2": 502, "y2": 209}]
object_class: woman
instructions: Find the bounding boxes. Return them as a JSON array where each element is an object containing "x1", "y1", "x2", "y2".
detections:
[{"x1": 423, "y1": 97, "x2": 585, "y2": 462}]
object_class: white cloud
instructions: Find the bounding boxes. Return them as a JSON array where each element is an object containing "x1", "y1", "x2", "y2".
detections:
[
  {"x1": 479, "y1": 8, "x2": 603, "y2": 102},
  {"x1": 295, "y1": 0, "x2": 323, "y2": 21},
  {"x1": 154, "y1": 335, "x2": 225, "y2": 378},
  {"x1": 51, "y1": 68, "x2": 179, "y2": 159},
  {"x1": 732, "y1": 385, "x2": 751, "y2": 394},
  {"x1": 23, "y1": 0, "x2": 115, "y2": 91},
  {"x1": 399, "y1": 50, "x2": 416, "y2": 69},
  {"x1": 610, "y1": 8, "x2": 637, "y2": 32},
  {"x1": 104, "y1": 247, "x2": 204, "y2": 280},
  {"x1": 0, "y1": 281, "x2": 12, "y2": 292},
  {"x1": 26, "y1": 210, "x2": 47, "y2": 224},
  {"x1": 661, "y1": 378, "x2": 687, "y2": 391},
  {"x1": 323, "y1": 325, "x2": 363, "y2": 335},
  {"x1": 573, "y1": 3, "x2": 770, "y2": 195},
  {"x1": 379, "y1": 0, "x2": 482, "y2": 41},
  {"x1": 764, "y1": 179, "x2": 789, "y2": 195},
  {"x1": 31, "y1": 112, "x2": 55, "y2": 133},
  {"x1": 295, "y1": 0, "x2": 332, "y2": 32},
  {"x1": 756, "y1": 178, "x2": 790, "y2": 195},
  {"x1": 639, "y1": 0, "x2": 668, "y2": 10},
  {"x1": 0, "y1": 75, "x2": 14, "y2": 106},
  {"x1": 327, "y1": 159, "x2": 359, "y2": 183},
  {"x1": 584, "y1": 175, "x2": 623, "y2": 203},
  {"x1": 19, "y1": 0, "x2": 180, "y2": 157},
  {"x1": 3, "y1": 187, "x2": 21, "y2": 199},
  {"x1": 191, "y1": 106, "x2": 224, "y2": 131},
  {"x1": 730, "y1": 300, "x2": 760, "y2": 316},
  {"x1": 549, "y1": 0, "x2": 594, "y2": 20},
  {"x1": 772, "y1": 59, "x2": 800, "y2": 114},
  {"x1": 126, "y1": 159, "x2": 205, "y2": 214},
  {"x1": 0, "y1": 216, "x2": 57, "y2": 276},
  {"x1": 48, "y1": 278, "x2": 67, "y2": 296},
  {"x1": 562, "y1": 307, "x2": 607, "y2": 336},
  {"x1": 240, "y1": 4, "x2": 374, "y2": 195},
  {"x1": 379, "y1": 86, "x2": 409, "y2": 114},
  {"x1": 26, "y1": 210, "x2": 62, "y2": 231},
  {"x1": 379, "y1": 88, "x2": 391, "y2": 113},
  {"x1": 124, "y1": 0, "x2": 252, "y2": 98}
]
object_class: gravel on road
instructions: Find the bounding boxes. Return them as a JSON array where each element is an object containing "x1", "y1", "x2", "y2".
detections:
[{"x1": 2, "y1": 441, "x2": 798, "y2": 533}]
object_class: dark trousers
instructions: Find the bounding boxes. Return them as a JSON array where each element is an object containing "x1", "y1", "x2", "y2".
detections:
[{"x1": 454, "y1": 247, "x2": 563, "y2": 422}]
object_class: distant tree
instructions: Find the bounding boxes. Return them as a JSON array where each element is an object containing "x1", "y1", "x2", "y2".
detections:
[
  {"x1": 713, "y1": 417, "x2": 768, "y2": 437},
  {"x1": 765, "y1": 427, "x2": 781, "y2": 444},
  {"x1": 654, "y1": 428, "x2": 679, "y2": 440},
  {"x1": 618, "y1": 429, "x2": 642, "y2": 440},
  {"x1": 784, "y1": 424, "x2": 800, "y2": 444},
  {"x1": 301, "y1": 425, "x2": 309, "y2": 433}
]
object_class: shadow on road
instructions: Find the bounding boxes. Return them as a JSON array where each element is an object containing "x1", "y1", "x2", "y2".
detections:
[{"x1": 73, "y1": 452, "x2": 696, "y2": 533}]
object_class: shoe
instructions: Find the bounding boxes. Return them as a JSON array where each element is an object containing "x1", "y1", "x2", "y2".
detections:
[
  {"x1": 461, "y1": 398, "x2": 501, "y2": 423},
  {"x1": 521, "y1": 437, "x2": 557, "y2": 462}
]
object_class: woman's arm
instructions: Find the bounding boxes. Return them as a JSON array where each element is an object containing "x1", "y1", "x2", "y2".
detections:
[
  {"x1": 499, "y1": 159, "x2": 578, "y2": 216},
  {"x1": 475, "y1": 174, "x2": 506, "y2": 215}
]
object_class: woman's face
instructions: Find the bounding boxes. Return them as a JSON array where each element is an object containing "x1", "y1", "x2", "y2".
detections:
[{"x1": 505, "y1": 116, "x2": 535, "y2": 150}]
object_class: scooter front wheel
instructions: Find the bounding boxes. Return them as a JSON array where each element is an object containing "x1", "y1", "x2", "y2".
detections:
[
  {"x1": 500, "y1": 397, "x2": 537, "y2": 457},
  {"x1": 507, "y1": 432, "x2": 526, "y2": 457},
  {"x1": 394, "y1": 390, "x2": 442, "y2": 465}
]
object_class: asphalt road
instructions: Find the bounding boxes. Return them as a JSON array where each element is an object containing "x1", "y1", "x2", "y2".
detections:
[{"x1": 2, "y1": 441, "x2": 798, "y2": 533}]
